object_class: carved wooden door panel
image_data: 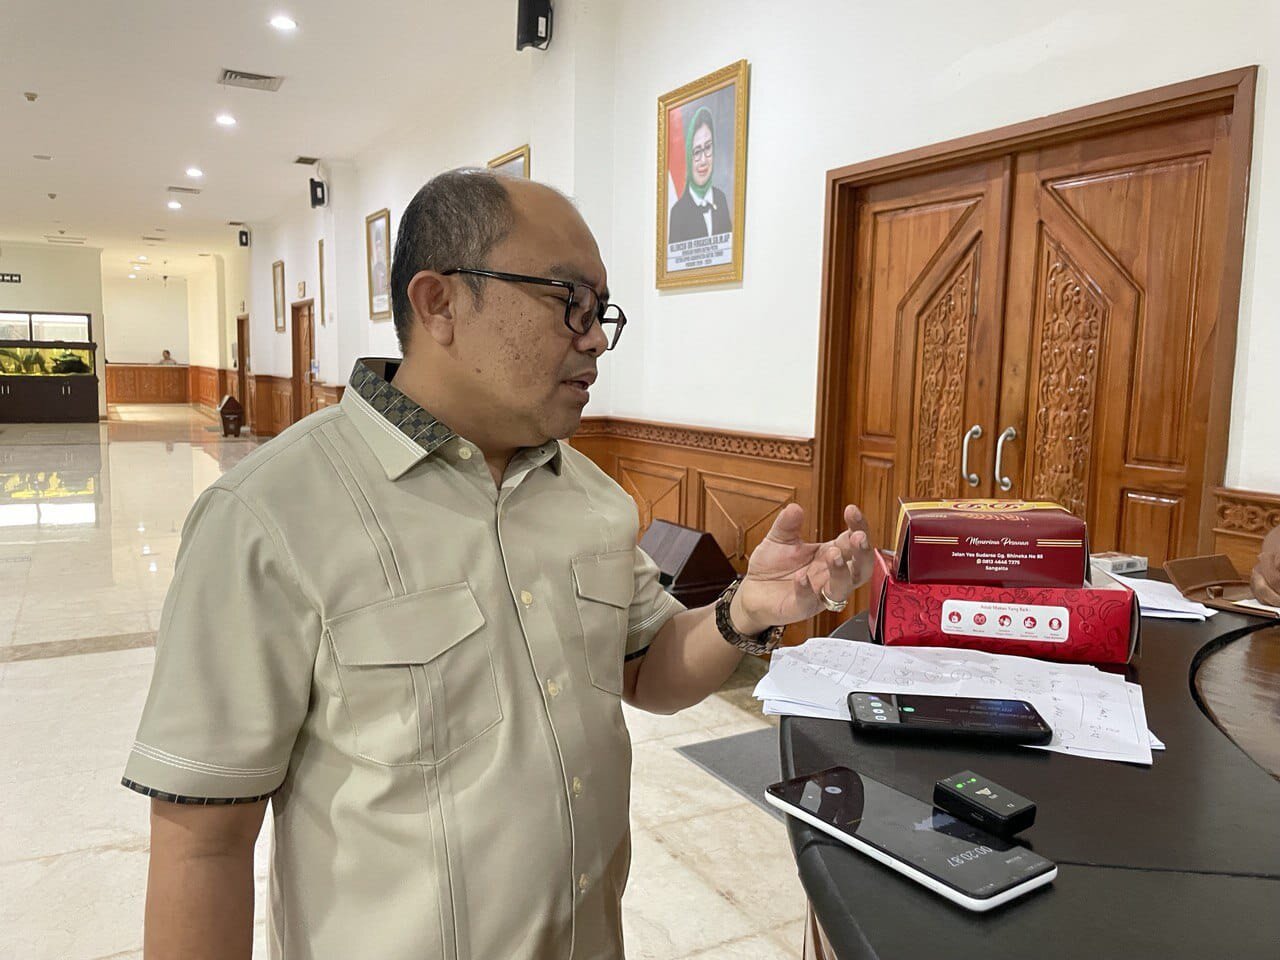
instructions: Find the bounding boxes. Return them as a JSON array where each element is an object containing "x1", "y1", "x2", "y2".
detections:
[
  {"x1": 841, "y1": 158, "x2": 1011, "y2": 558},
  {"x1": 999, "y1": 112, "x2": 1234, "y2": 563}
]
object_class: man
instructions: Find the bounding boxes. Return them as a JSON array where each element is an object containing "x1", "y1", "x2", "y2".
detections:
[
  {"x1": 126, "y1": 169, "x2": 872, "y2": 960},
  {"x1": 668, "y1": 106, "x2": 732, "y2": 244},
  {"x1": 158, "y1": 349, "x2": 176, "y2": 365},
  {"x1": 1252, "y1": 526, "x2": 1280, "y2": 606}
]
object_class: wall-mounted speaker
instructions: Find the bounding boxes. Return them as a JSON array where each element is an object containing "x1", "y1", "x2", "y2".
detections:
[
  {"x1": 309, "y1": 178, "x2": 328, "y2": 208},
  {"x1": 238, "y1": 228, "x2": 251, "y2": 247},
  {"x1": 516, "y1": 0, "x2": 552, "y2": 50}
]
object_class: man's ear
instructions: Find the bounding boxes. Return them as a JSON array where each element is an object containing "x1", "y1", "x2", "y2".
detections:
[{"x1": 406, "y1": 271, "x2": 456, "y2": 347}]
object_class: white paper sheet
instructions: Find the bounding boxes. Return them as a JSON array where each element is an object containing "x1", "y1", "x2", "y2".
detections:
[
  {"x1": 1236, "y1": 597, "x2": 1280, "y2": 616},
  {"x1": 1107, "y1": 572, "x2": 1216, "y2": 619},
  {"x1": 755, "y1": 639, "x2": 1154, "y2": 765}
]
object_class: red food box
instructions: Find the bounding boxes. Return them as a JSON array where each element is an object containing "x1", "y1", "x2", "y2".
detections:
[
  {"x1": 869, "y1": 549, "x2": 1139, "y2": 665},
  {"x1": 894, "y1": 499, "x2": 1088, "y2": 588}
]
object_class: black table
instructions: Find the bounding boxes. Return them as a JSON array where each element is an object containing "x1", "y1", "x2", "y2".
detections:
[{"x1": 778, "y1": 613, "x2": 1280, "y2": 959}]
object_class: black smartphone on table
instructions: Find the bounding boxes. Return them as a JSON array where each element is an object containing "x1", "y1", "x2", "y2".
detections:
[
  {"x1": 848, "y1": 691, "x2": 1052, "y2": 745},
  {"x1": 765, "y1": 765, "x2": 1056, "y2": 912}
]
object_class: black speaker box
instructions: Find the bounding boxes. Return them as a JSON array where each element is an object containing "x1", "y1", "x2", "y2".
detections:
[
  {"x1": 309, "y1": 178, "x2": 327, "y2": 208},
  {"x1": 638, "y1": 519, "x2": 737, "y2": 610},
  {"x1": 516, "y1": 0, "x2": 553, "y2": 50},
  {"x1": 237, "y1": 228, "x2": 251, "y2": 247}
]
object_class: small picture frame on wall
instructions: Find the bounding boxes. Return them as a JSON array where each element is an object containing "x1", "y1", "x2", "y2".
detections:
[
  {"x1": 656, "y1": 59, "x2": 750, "y2": 289},
  {"x1": 318, "y1": 238, "x2": 327, "y2": 326},
  {"x1": 488, "y1": 144, "x2": 531, "y2": 179},
  {"x1": 365, "y1": 208, "x2": 392, "y2": 321},
  {"x1": 272, "y1": 260, "x2": 286, "y2": 332}
]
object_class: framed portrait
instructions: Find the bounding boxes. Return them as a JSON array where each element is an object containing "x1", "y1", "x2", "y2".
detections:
[
  {"x1": 272, "y1": 260, "x2": 286, "y2": 332},
  {"x1": 656, "y1": 60, "x2": 750, "y2": 289},
  {"x1": 488, "y1": 144, "x2": 530, "y2": 179},
  {"x1": 365, "y1": 208, "x2": 392, "y2": 321},
  {"x1": 318, "y1": 238, "x2": 326, "y2": 326}
]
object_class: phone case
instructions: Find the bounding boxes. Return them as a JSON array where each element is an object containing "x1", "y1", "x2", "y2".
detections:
[
  {"x1": 847, "y1": 694, "x2": 1053, "y2": 745},
  {"x1": 1163, "y1": 554, "x2": 1279, "y2": 619}
]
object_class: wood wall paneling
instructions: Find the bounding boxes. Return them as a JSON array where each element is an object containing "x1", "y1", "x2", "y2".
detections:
[
  {"x1": 571, "y1": 417, "x2": 817, "y2": 645},
  {"x1": 104, "y1": 364, "x2": 189, "y2": 404},
  {"x1": 1212, "y1": 487, "x2": 1280, "y2": 577}
]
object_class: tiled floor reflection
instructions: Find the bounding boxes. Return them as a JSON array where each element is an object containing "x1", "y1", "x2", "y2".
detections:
[{"x1": 0, "y1": 404, "x2": 803, "y2": 960}]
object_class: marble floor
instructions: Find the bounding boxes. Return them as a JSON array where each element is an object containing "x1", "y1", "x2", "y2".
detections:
[{"x1": 0, "y1": 405, "x2": 806, "y2": 960}]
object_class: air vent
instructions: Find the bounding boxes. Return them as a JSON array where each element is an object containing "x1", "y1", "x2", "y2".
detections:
[
  {"x1": 167, "y1": 185, "x2": 202, "y2": 196},
  {"x1": 294, "y1": 156, "x2": 319, "y2": 166},
  {"x1": 44, "y1": 235, "x2": 87, "y2": 245},
  {"x1": 218, "y1": 68, "x2": 285, "y2": 92},
  {"x1": 226, "y1": 220, "x2": 245, "y2": 227},
  {"x1": 140, "y1": 235, "x2": 168, "y2": 243}
]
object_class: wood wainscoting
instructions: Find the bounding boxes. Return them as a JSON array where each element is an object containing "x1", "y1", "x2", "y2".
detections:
[
  {"x1": 105, "y1": 364, "x2": 189, "y2": 403},
  {"x1": 248, "y1": 375, "x2": 294, "y2": 438},
  {"x1": 1213, "y1": 487, "x2": 1280, "y2": 577},
  {"x1": 312, "y1": 383, "x2": 346, "y2": 410},
  {"x1": 570, "y1": 416, "x2": 817, "y2": 643},
  {"x1": 188, "y1": 365, "x2": 230, "y2": 411}
]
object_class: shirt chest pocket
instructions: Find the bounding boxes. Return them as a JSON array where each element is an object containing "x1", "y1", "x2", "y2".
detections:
[
  {"x1": 572, "y1": 550, "x2": 636, "y2": 695},
  {"x1": 327, "y1": 583, "x2": 502, "y2": 766}
]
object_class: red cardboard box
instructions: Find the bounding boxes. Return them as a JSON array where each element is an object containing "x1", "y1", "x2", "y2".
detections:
[
  {"x1": 894, "y1": 500, "x2": 1087, "y2": 589},
  {"x1": 869, "y1": 550, "x2": 1139, "y2": 665}
]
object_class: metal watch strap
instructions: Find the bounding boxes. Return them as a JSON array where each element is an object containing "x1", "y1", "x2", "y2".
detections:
[{"x1": 714, "y1": 578, "x2": 785, "y2": 656}]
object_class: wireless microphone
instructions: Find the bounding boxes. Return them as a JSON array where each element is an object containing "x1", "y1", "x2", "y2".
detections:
[{"x1": 933, "y1": 770, "x2": 1037, "y2": 836}]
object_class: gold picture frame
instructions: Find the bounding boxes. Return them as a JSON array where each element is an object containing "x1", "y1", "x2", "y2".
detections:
[
  {"x1": 487, "y1": 144, "x2": 531, "y2": 179},
  {"x1": 318, "y1": 238, "x2": 326, "y2": 326},
  {"x1": 272, "y1": 260, "x2": 286, "y2": 332},
  {"x1": 655, "y1": 60, "x2": 749, "y2": 289},
  {"x1": 365, "y1": 208, "x2": 392, "y2": 321}
]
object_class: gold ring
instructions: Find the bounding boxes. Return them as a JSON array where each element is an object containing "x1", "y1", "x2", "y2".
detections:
[{"x1": 820, "y1": 588, "x2": 848, "y2": 613}]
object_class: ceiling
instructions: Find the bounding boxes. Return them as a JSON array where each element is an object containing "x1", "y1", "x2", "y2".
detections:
[{"x1": 0, "y1": 0, "x2": 519, "y2": 279}]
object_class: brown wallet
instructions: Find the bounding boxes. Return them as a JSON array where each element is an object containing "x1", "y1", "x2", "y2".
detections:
[{"x1": 1163, "y1": 554, "x2": 1279, "y2": 619}]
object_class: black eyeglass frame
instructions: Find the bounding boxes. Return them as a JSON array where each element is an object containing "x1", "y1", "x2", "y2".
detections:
[{"x1": 442, "y1": 267, "x2": 627, "y2": 350}]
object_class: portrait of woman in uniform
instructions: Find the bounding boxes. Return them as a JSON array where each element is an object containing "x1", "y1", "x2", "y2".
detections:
[{"x1": 656, "y1": 60, "x2": 749, "y2": 289}]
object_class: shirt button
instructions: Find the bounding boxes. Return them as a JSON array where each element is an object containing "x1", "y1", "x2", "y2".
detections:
[
  {"x1": 572, "y1": 776, "x2": 584, "y2": 797},
  {"x1": 520, "y1": 590, "x2": 534, "y2": 606},
  {"x1": 546, "y1": 679, "x2": 560, "y2": 698},
  {"x1": 458, "y1": 446, "x2": 473, "y2": 460},
  {"x1": 578, "y1": 873, "x2": 589, "y2": 892}
]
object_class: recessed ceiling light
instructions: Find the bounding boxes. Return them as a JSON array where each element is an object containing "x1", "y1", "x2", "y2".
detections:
[
  {"x1": 270, "y1": 14, "x2": 297, "y2": 30},
  {"x1": 215, "y1": 113, "x2": 236, "y2": 127},
  {"x1": 186, "y1": 167, "x2": 203, "y2": 178},
  {"x1": 128, "y1": 273, "x2": 137, "y2": 279},
  {"x1": 167, "y1": 200, "x2": 182, "y2": 210},
  {"x1": 137, "y1": 255, "x2": 148, "y2": 261}
]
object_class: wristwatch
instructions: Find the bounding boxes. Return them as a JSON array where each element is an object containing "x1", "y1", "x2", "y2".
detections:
[{"x1": 714, "y1": 578, "x2": 785, "y2": 656}]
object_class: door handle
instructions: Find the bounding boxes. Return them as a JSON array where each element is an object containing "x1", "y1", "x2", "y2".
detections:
[
  {"x1": 960, "y1": 424, "x2": 982, "y2": 487},
  {"x1": 995, "y1": 426, "x2": 1017, "y2": 492}
]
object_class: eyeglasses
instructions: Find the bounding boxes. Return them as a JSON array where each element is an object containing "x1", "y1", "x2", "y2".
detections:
[
  {"x1": 443, "y1": 267, "x2": 627, "y2": 351},
  {"x1": 692, "y1": 144, "x2": 713, "y2": 161}
]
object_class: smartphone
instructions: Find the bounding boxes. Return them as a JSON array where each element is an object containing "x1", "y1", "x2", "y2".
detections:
[
  {"x1": 765, "y1": 766, "x2": 1057, "y2": 912},
  {"x1": 848, "y1": 692, "x2": 1052, "y2": 745}
]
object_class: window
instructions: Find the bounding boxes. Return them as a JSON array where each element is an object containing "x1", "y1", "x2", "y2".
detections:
[{"x1": 0, "y1": 311, "x2": 92, "y2": 342}]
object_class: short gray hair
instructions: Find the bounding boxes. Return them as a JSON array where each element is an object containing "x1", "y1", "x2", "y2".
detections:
[{"x1": 390, "y1": 168, "x2": 515, "y2": 353}]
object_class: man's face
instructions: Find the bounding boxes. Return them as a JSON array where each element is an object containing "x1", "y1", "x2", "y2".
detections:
[
  {"x1": 446, "y1": 184, "x2": 610, "y2": 447},
  {"x1": 691, "y1": 123, "x2": 713, "y2": 188}
]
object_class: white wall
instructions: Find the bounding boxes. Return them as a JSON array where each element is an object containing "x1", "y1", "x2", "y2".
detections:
[
  {"x1": 246, "y1": 0, "x2": 1280, "y2": 491},
  {"x1": 0, "y1": 241, "x2": 107, "y2": 415},
  {"x1": 186, "y1": 258, "x2": 221, "y2": 368},
  {"x1": 102, "y1": 275, "x2": 189, "y2": 363}
]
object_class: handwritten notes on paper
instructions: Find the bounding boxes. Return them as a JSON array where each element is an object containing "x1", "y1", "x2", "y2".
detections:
[{"x1": 755, "y1": 639, "x2": 1155, "y2": 764}]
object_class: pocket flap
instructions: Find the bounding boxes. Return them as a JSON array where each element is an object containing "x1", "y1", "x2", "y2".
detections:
[
  {"x1": 572, "y1": 550, "x2": 635, "y2": 609},
  {"x1": 328, "y1": 582, "x2": 485, "y2": 666}
]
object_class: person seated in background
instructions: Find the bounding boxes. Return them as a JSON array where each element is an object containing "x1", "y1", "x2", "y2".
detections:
[
  {"x1": 158, "y1": 349, "x2": 176, "y2": 364},
  {"x1": 1251, "y1": 526, "x2": 1280, "y2": 606}
]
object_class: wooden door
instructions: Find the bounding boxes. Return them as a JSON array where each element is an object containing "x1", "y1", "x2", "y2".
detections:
[
  {"x1": 999, "y1": 112, "x2": 1235, "y2": 564},
  {"x1": 235, "y1": 314, "x2": 249, "y2": 405},
  {"x1": 290, "y1": 301, "x2": 315, "y2": 423},
  {"x1": 840, "y1": 157, "x2": 1011, "y2": 556}
]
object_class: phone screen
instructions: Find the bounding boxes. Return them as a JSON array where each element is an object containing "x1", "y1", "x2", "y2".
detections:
[
  {"x1": 768, "y1": 766, "x2": 1054, "y2": 899},
  {"x1": 850, "y1": 692, "x2": 1049, "y2": 739}
]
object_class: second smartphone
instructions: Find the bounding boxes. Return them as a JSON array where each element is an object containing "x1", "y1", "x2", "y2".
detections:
[{"x1": 848, "y1": 692, "x2": 1052, "y2": 745}]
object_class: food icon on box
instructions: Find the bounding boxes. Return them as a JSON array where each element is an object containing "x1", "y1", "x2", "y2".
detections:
[{"x1": 974, "y1": 613, "x2": 987, "y2": 626}]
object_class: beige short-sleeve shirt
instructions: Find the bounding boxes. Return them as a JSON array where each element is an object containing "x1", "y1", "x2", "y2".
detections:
[{"x1": 124, "y1": 359, "x2": 685, "y2": 960}]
